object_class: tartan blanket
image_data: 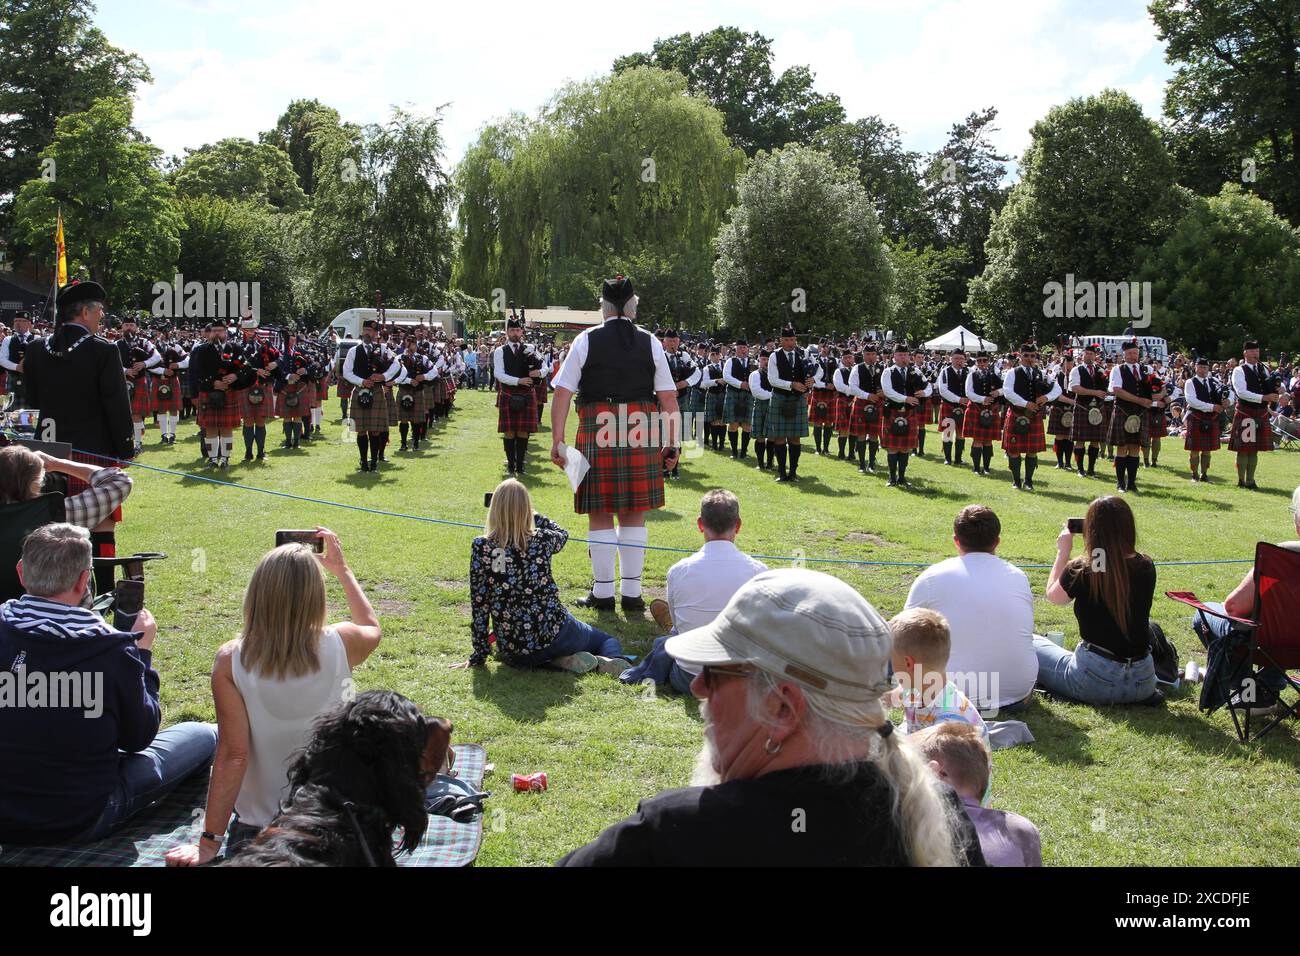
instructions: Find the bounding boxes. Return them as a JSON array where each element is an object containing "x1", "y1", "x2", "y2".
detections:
[{"x1": 0, "y1": 744, "x2": 487, "y2": 868}]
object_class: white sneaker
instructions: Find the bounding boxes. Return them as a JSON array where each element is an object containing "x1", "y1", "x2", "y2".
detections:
[
  {"x1": 550, "y1": 652, "x2": 597, "y2": 674},
  {"x1": 593, "y1": 656, "x2": 629, "y2": 677}
]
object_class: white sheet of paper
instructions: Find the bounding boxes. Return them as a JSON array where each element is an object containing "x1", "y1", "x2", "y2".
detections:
[{"x1": 560, "y1": 443, "x2": 590, "y2": 494}]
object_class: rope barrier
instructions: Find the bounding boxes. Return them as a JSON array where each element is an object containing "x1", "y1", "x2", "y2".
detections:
[{"x1": 72, "y1": 448, "x2": 1257, "y2": 572}]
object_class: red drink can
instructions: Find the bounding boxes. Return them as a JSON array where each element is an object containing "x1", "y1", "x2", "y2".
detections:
[{"x1": 512, "y1": 772, "x2": 548, "y2": 793}]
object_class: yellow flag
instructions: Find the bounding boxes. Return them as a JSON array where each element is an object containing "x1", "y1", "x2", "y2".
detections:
[{"x1": 56, "y1": 211, "x2": 68, "y2": 287}]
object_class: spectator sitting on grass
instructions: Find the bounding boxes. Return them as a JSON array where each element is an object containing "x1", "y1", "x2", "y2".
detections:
[
  {"x1": 621, "y1": 489, "x2": 767, "y2": 693},
  {"x1": 0, "y1": 523, "x2": 216, "y2": 846},
  {"x1": 559, "y1": 569, "x2": 985, "y2": 867},
  {"x1": 166, "y1": 528, "x2": 381, "y2": 865},
  {"x1": 452, "y1": 479, "x2": 627, "y2": 675},
  {"x1": 884, "y1": 608, "x2": 988, "y2": 745},
  {"x1": 912, "y1": 722, "x2": 1042, "y2": 867}
]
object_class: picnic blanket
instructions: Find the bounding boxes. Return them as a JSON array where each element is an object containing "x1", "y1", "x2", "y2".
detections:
[{"x1": 0, "y1": 743, "x2": 487, "y2": 868}]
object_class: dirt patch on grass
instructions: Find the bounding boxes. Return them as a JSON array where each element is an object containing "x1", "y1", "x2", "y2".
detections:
[
  {"x1": 843, "y1": 532, "x2": 889, "y2": 547},
  {"x1": 376, "y1": 599, "x2": 414, "y2": 616}
]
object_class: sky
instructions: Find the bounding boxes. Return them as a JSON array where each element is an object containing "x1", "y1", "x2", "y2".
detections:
[{"x1": 97, "y1": 0, "x2": 1174, "y2": 172}]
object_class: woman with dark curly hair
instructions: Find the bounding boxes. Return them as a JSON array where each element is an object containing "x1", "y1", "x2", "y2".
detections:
[{"x1": 451, "y1": 479, "x2": 626, "y2": 675}]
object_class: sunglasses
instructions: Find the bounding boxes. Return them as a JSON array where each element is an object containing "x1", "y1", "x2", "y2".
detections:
[{"x1": 701, "y1": 663, "x2": 754, "y2": 691}]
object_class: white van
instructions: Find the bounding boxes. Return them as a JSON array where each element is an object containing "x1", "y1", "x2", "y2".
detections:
[
  {"x1": 1070, "y1": 334, "x2": 1168, "y2": 361},
  {"x1": 331, "y1": 308, "x2": 461, "y2": 341}
]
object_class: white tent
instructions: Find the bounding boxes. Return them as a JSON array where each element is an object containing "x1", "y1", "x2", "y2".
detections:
[{"x1": 924, "y1": 325, "x2": 998, "y2": 353}]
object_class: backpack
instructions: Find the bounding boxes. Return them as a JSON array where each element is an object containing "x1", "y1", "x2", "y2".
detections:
[{"x1": 1149, "y1": 621, "x2": 1180, "y2": 687}]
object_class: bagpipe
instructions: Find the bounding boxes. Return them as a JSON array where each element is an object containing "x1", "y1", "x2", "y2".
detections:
[
  {"x1": 207, "y1": 342, "x2": 251, "y2": 408},
  {"x1": 155, "y1": 342, "x2": 187, "y2": 399},
  {"x1": 1011, "y1": 367, "x2": 1048, "y2": 436}
]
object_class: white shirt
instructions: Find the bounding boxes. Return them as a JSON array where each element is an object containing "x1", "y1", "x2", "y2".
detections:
[
  {"x1": 1183, "y1": 376, "x2": 1216, "y2": 413},
  {"x1": 767, "y1": 350, "x2": 801, "y2": 390},
  {"x1": 1001, "y1": 366, "x2": 1061, "y2": 408},
  {"x1": 848, "y1": 364, "x2": 877, "y2": 400},
  {"x1": 342, "y1": 341, "x2": 400, "y2": 388},
  {"x1": 832, "y1": 364, "x2": 855, "y2": 395},
  {"x1": 722, "y1": 357, "x2": 750, "y2": 389},
  {"x1": 667, "y1": 540, "x2": 769, "y2": 677},
  {"x1": 493, "y1": 342, "x2": 532, "y2": 386},
  {"x1": 1231, "y1": 364, "x2": 1265, "y2": 404},
  {"x1": 0, "y1": 333, "x2": 29, "y2": 372},
  {"x1": 552, "y1": 318, "x2": 674, "y2": 394},
  {"x1": 881, "y1": 363, "x2": 931, "y2": 403},
  {"x1": 903, "y1": 552, "x2": 1037, "y2": 709},
  {"x1": 1108, "y1": 363, "x2": 1144, "y2": 395},
  {"x1": 937, "y1": 366, "x2": 966, "y2": 404},
  {"x1": 748, "y1": 368, "x2": 772, "y2": 401}
]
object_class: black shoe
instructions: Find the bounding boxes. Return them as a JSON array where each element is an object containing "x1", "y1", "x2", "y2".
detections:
[
  {"x1": 898, "y1": 478, "x2": 911, "y2": 487},
  {"x1": 729, "y1": 452, "x2": 738, "y2": 460},
  {"x1": 575, "y1": 592, "x2": 616, "y2": 612},
  {"x1": 400, "y1": 442, "x2": 408, "y2": 452},
  {"x1": 1077, "y1": 467, "x2": 1086, "y2": 477},
  {"x1": 243, "y1": 453, "x2": 254, "y2": 462},
  {"x1": 886, "y1": 479, "x2": 899, "y2": 487},
  {"x1": 775, "y1": 471, "x2": 790, "y2": 483},
  {"x1": 1118, "y1": 483, "x2": 1128, "y2": 493},
  {"x1": 1024, "y1": 480, "x2": 1034, "y2": 491},
  {"x1": 837, "y1": 452, "x2": 845, "y2": 460},
  {"x1": 281, "y1": 441, "x2": 293, "y2": 449},
  {"x1": 1012, "y1": 479, "x2": 1022, "y2": 490},
  {"x1": 256, "y1": 453, "x2": 265, "y2": 461},
  {"x1": 1246, "y1": 481, "x2": 1259, "y2": 490},
  {"x1": 858, "y1": 465, "x2": 867, "y2": 474},
  {"x1": 621, "y1": 595, "x2": 647, "y2": 614}
]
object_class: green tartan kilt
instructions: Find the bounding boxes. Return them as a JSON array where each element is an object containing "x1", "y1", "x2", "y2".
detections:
[
  {"x1": 682, "y1": 388, "x2": 703, "y2": 417},
  {"x1": 751, "y1": 399, "x2": 770, "y2": 438},
  {"x1": 767, "y1": 390, "x2": 809, "y2": 439},
  {"x1": 723, "y1": 387, "x2": 752, "y2": 425},
  {"x1": 704, "y1": 388, "x2": 726, "y2": 422},
  {"x1": 397, "y1": 385, "x2": 427, "y2": 422},
  {"x1": 385, "y1": 386, "x2": 399, "y2": 426},
  {"x1": 349, "y1": 386, "x2": 390, "y2": 433}
]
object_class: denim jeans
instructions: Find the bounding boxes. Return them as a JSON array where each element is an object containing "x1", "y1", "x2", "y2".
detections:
[
  {"x1": 75, "y1": 721, "x2": 218, "y2": 842},
  {"x1": 1190, "y1": 603, "x2": 1286, "y2": 694},
  {"x1": 512, "y1": 614, "x2": 623, "y2": 667},
  {"x1": 1033, "y1": 636, "x2": 1157, "y2": 705},
  {"x1": 619, "y1": 633, "x2": 695, "y2": 694}
]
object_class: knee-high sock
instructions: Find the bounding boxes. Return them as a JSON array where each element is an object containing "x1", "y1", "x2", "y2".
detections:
[
  {"x1": 1246, "y1": 452, "x2": 1258, "y2": 484},
  {"x1": 90, "y1": 531, "x2": 117, "y2": 596},
  {"x1": 1087, "y1": 445, "x2": 1100, "y2": 473},
  {"x1": 312, "y1": 407, "x2": 323, "y2": 428},
  {"x1": 358, "y1": 434, "x2": 369, "y2": 463},
  {"x1": 766, "y1": 441, "x2": 776, "y2": 468},
  {"x1": 368, "y1": 433, "x2": 382, "y2": 464},
  {"x1": 504, "y1": 437, "x2": 516, "y2": 469},
  {"x1": 1009, "y1": 457, "x2": 1022, "y2": 482},
  {"x1": 898, "y1": 451, "x2": 910, "y2": 480},
  {"x1": 943, "y1": 440, "x2": 953, "y2": 463},
  {"x1": 1025, "y1": 456, "x2": 1037, "y2": 482},
  {"x1": 219, "y1": 436, "x2": 234, "y2": 460},
  {"x1": 887, "y1": 452, "x2": 898, "y2": 481},
  {"x1": 869, "y1": 440, "x2": 879, "y2": 468},
  {"x1": 206, "y1": 437, "x2": 220, "y2": 460},
  {"x1": 788, "y1": 444, "x2": 802, "y2": 474},
  {"x1": 983, "y1": 446, "x2": 994, "y2": 471},
  {"x1": 774, "y1": 444, "x2": 788, "y2": 473},
  {"x1": 242, "y1": 425, "x2": 255, "y2": 455},
  {"x1": 254, "y1": 426, "x2": 266, "y2": 456},
  {"x1": 955, "y1": 438, "x2": 965, "y2": 464},
  {"x1": 617, "y1": 526, "x2": 648, "y2": 598},
  {"x1": 729, "y1": 430, "x2": 739, "y2": 455},
  {"x1": 1200, "y1": 451, "x2": 1212, "y2": 475},
  {"x1": 589, "y1": 529, "x2": 619, "y2": 600},
  {"x1": 741, "y1": 431, "x2": 751, "y2": 456},
  {"x1": 838, "y1": 436, "x2": 847, "y2": 457},
  {"x1": 1127, "y1": 455, "x2": 1141, "y2": 486},
  {"x1": 858, "y1": 440, "x2": 867, "y2": 468},
  {"x1": 515, "y1": 437, "x2": 528, "y2": 467},
  {"x1": 341, "y1": 399, "x2": 349, "y2": 420},
  {"x1": 754, "y1": 439, "x2": 766, "y2": 464}
]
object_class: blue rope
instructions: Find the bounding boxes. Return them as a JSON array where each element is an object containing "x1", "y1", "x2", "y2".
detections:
[{"x1": 75, "y1": 449, "x2": 1257, "y2": 571}]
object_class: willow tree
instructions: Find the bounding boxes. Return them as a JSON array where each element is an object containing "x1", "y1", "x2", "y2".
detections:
[{"x1": 453, "y1": 66, "x2": 744, "y2": 323}]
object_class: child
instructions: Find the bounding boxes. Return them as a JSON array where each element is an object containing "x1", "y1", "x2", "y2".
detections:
[
  {"x1": 886, "y1": 608, "x2": 988, "y2": 744},
  {"x1": 912, "y1": 722, "x2": 1042, "y2": 867}
]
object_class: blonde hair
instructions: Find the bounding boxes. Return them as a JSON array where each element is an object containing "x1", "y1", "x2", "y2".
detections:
[
  {"x1": 911, "y1": 722, "x2": 991, "y2": 799},
  {"x1": 485, "y1": 479, "x2": 535, "y2": 555},
  {"x1": 889, "y1": 608, "x2": 951, "y2": 669},
  {"x1": 238, "y1": 544, "x2": 328, "y2": 680}
]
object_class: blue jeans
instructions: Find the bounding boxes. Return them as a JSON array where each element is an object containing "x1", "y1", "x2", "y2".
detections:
[
  {"x1": 75, "y1": 721, "x2": 218, "y2": 842},
  {"x1": 512, "y1": 614, "x2": 623, "y2": 667},
  {"x1": 619, "y1": 632, "x2": 695, "y2": 694},
  {"x1": 1033, "y1": 636, "x2": 1157, "y2": 705},
  {"x1": 1190, "y1": 603, "x2": 1286, "y2": 694}
]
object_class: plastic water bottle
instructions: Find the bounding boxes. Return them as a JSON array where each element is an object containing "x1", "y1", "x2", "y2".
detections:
[{"x1": 1184, "y1": 660, "x2": 1201, "y2": 683}]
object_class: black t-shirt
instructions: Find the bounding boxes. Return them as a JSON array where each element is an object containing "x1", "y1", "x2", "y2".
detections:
[
  {"x1": 1060, "y1": 554, "x2": 1156, "y2": 660},
  {"x1": 556, "y1": 761, "x2": 986, "y2": 867}
]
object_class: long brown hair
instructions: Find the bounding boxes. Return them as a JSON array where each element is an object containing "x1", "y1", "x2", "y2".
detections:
[
  {"x1": 239, "y1": 544, "x2": 328, "y2": 680},
  {"x1": 1070, "y1": 496, "x2": 1139, "y2": 634}
]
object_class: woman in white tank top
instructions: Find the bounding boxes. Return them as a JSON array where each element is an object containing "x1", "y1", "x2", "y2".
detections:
[{"x1": 165, "y1": 528, "x2": 382, "y2": 866}]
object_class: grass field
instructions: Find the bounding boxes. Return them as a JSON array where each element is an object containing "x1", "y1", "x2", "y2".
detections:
[{"x1": 121, "y1": 389, "x2": 1300, "y2": 866}]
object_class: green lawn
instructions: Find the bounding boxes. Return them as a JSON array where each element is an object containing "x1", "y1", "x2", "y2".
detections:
[{"x1": 125, "y1": 389, "x2": 1300, "y2": 866}]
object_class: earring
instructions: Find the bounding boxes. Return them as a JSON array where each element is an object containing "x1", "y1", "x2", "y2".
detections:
[{"x1": 764, "y1": 737, "x2": 782, "y2": 756}]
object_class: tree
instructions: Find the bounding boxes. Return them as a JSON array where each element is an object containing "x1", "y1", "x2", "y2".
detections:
[
  {"x1": 260, "y1": 99, "x2": 346, "y2": 196},
  {"x1": 967, "y1": 90, "x2": 1183, "y2": 346},
  {"x1": 1151, "y1": 0, "x2": 1300, "y2": 224},
  {"x1": 812, "y1": 116, "x2": 932, "y2": 244},
  {"x1": 713, "y1": 144, "x2": 893, "y2": 337},
  {"x1": 1135, "y1": 183, "x2": 1300, "y2": 355},
  {"x1": 885, "y1": 239, "x2": 953, "y2": 345},
  {"x1": 308, "y1": 106, "x2": 455, "y2": 318},
  {"x1": 172, "y1": 138, "x2": 308, "y2": 211},
  {"x1": 14, "y1": 96, "x2": 180, "y2": 304},
  {"x1": 614, "y1": 27, "x2": 845, "y2": 154},
  {"x1": 0, "y1": 0, "x2": 150, "y2": 241}
]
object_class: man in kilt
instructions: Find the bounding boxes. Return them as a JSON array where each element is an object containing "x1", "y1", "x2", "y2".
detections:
[
  {"x1": 493, "y1": 314, "x2": 543, "y2": 476},
  {"x1": 190, "y1": 322, "x2": 245, "y2": 468},
  {"x1": 1184, "y1": 355, "x2": 1227, "y2": 482},
  {"x1": 831, "y1": 349, "x2": 857, "y2": 460},
  {"x1": 116, "y1": 314, "x2": 162, "y2": 456},
  {"x1": 662, "y1": 329, "x2": 699, "y2": 479},
  {"x1": 397, "y1": 334, "x2": 435, "y2": 451},
  {"x1": 1046, "y1": 354, "x2": 1078, "y2": 469},
  {"x1": 0, "y1": 311, "x2": 35, "y2": 407},
  {"x1": 767, "y1": 323, "x2": 813, "y2": 482},
  {"x1": 1000, "y1": 343, "x2": 1058, "y2": 491},
  {"x1": 700, "y1": 345, "x2": 726, "y2": 451},
  {"x1": 154, "y1": 330, "x2": 186, "y2": 445},
  {"x1": 343, "y1": 319, "x2": 401, "y2": 472},
  {"x1": 848, "y1": 342, "x2": 884, "y2": 474},
  {"x1": 550, "y1": 276, "x2": 679, "y2": 613},
  {"x1": 276, "y1": 338, "x2": 314, "y2": 449},
  {"x1": 532, "y1": 346, "x2": 551, "y2": 425},
  {"x1": 237, "y1": 317, "x2": 280, "y2": 462},
  {"x1": 1107, "y1": 339, "x2": 1161, "y2": 493},
  {"x1": 1068, "y1": 343, "x2": 1109, "y2": 477},
  {"x1": 963, "y1": 351, "x2": 1003, "y2": 476},
  {"x1": 881, "y1": 343, "x2": 931, "y2": 487},
  {"x1": 722, "y1": 339, "x2": 755, "y2": 461},
  {"x1": 1229, "y1": 340, "x2": 1282, "y2": 489},
  {"x1": 936, "y1": 348, "x2": 970, "y2": 467},
  {"x1": 911, "y1": 348, "x2": 932, "y2": 457},
  {"x1": 749, "y1": 349, "x2": 774, "y2": 470},
  {"x1": 1145, "y1": 365, "x2": 1169, "y2": 469},
  {"x1": 808, "y1": 348, "x2": 838, "y2": 456},
  {"x1": 336, "y1": 341, "x2": 354, "y2": 423}
]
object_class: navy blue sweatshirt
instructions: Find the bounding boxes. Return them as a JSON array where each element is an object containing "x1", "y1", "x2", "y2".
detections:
[{"x1": 0, "y1": 617, "x2": 161, "y2": 844}]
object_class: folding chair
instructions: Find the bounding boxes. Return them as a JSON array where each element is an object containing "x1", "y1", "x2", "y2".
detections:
[
  {"x1": 1167, "y1": 543, "x2": 1300, "y2": 742},
  {"x1": 1271, "y1": 412, "x2": 1298, "y2": 449}
]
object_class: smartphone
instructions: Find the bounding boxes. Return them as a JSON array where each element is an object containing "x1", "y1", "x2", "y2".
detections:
[
  {"x1": 484, "y1": 493, "x2": 494, "y2": 508},
  {"x1": 113, "y1": 578, "x2": 145, "y2": 632},
  {"x1": 276, "y1": 530, "x2": 324, "y2": 553},
  {"x1": 1067, "y1": 518, "x2": 1085, "y2": 535}
]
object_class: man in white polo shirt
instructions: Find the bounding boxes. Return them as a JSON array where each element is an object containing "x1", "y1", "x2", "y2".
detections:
[
  {"x1": 620, "y1": 490, "x2": 767, "y2": 693},
  {"x1": 903, "y1": 505, "x2": 1036, "y2": 714}
]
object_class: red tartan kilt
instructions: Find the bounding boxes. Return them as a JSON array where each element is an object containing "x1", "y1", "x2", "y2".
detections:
[
  {"x1": 1070, "y1": 404, "x2": 1109, "y2": 443},
  {"x1": 1148, "y1": 409, "x2": 1167, "y2": 438},
  {"x1": 497, "y1": 385, "x2": 538, "y2": 434},
  {"x1": 1228, "y1": 408, "x2": 1273, "y2": 453},
  {"x1": 276, "y1": 383, "x2": 310, "y2": 418},
  {"x1": 316, "y1": 382, "x2": 329, "y2": 405},
  {"x1": 808, "y1": 389, "x2": 836, "y2": 425},
  {"x1": 533, "y1": 377, "x2": 548, "y2": 406},
  {"x1": 962, "y1": 403, "x2": 1002, "y2": 442},
  {"x1": 1184, "y1": 411, "x2": 1223, "y2": 451},
  {"x1": 909, "y1": 403, "x2": 928, "y2": 430},
  {"x1": 848, "y1": 398, "x2": 882, "y2": 439},
  {"x1": 68, "y1": 451, "x2": 126, "y2": 521},
  {"x1": 575, "y1": 400, "x2": 665, "y2": 515},
  {"x1": 128, "y1": 377, "x2": 155, "y2": 419},
  {"x1": 1002, "y1": 408, "x2": 1047, "y2": 455},
  {"x1": 337, "y1": 379, "x2": 355, "y2": 399},
  {"x1": 938, "y1": 401, "x2": 966, "y2": 439},
  {"x1": 880, "y1": 405, "x2": 918, "y2": 451},
  {"x1": 833, "y1": 393, "x2": 854, "y2": 432},
  {"x1": 1047, "y1": 402, "x2": 1073, "y2": 436},
  {"x1": 153, "y1": 376, "x2": 182, "y2": 413},
  {"x1": 198, "y1": 390, "x2": 242, "y2": 431},
  {"x1": 239, "y1": 385, "x2": 277, "y2": 423}
]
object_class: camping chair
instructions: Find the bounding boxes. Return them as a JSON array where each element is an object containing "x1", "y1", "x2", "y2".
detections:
[
  {"x1": 1271, "y1": 410, "x2": 1298, "y2": 449},
  {"x1": 1167, "y1": 543, "x2": 1300, "y2": 742}
]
